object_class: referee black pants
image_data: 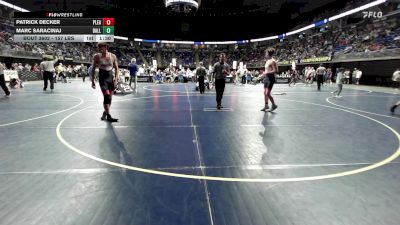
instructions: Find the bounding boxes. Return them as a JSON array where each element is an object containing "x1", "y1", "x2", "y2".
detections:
[
  {"x1": 215, "y1": 79, "x2": 225, "y2": 105},
  {"x1": 317, "y1": 75, "x2": 324, "y2": 90},
  {"x1": 198, "y1": 76, "x2": 205, "y2": 94},
  {"x1": 0, "y1": 74, "x2": 10, "y2": 95},
  {"x1": 43, "y1": 71, "x2": 54, "y2": 90}
]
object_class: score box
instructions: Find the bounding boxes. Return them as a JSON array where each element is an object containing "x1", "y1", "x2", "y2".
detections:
[
  {"x1": 103, "y1": 26, "x2": 114, "y2": 34},
  {"x1": 102, "y1": 18, "x2": 114, "y2": 26}
]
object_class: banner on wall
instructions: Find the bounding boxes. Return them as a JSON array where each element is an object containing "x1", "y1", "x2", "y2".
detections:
[
  {"x1": 278, "y1": 56, "x2": 331, "y2": 65},
  {"x1": 300, "y1": 56, "x2": 331, "y2": 63},
  {"x1": 42, "y1": 54, "x2": 54, "y2": 59},
  {"x1": 3, "y1": 70, "x2": 19, "y2": 81}
]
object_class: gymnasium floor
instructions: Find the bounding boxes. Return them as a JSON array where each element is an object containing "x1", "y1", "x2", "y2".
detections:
[{"x1": 0, "y1": 80, "x2": 399, "y2": 225}]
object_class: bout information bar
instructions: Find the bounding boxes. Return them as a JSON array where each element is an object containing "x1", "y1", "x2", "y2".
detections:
[
  {"x1": 13, "y1": 12, "x2": 114, "y2": 42},
  {"x1": 13, "y1": 35, "x2": 114, "y2": 42}
]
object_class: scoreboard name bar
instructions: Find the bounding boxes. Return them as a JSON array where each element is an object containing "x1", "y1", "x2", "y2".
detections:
[
  {"x1": 13, "y1": 35, "x2": 114, "y2": 42},
  {"x1": 14, "y1": 18, "x2": 114, "y2": 26},
  {"x1": 15, "y1": 26, "x2": 114, "y2": 35},
  {"x1": 14, "y1": 12, "x2": 114, "y2": 18}
]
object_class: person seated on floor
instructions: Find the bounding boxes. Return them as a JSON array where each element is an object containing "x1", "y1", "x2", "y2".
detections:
[{"x1": 9, "y1": 78, "x2": 23, "y2": 89}]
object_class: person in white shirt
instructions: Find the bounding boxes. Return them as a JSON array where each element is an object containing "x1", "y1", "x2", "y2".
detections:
[
  {"x1": 24, "y1": 63, "x2": 31, "y2": 71},
  {"x1": 186, "y1": 68, "x2": 193, "y2": 81},
  {"x1": 344, "y1": 69, "x2": 350, "y2": 84},
  {"x1": 234, "y1": 68, "x2": 241, "y2": 85},
  {"x1": 40, "y1": 56, "x2": 58, "y2": 91},
  {"x1": 309, "y1": 67, "x2": 316, "y2": 84},
  {"x1": 74, "y1": 65, "x2": 80, "y2": 79},
  {"x1": 124, "y1": 69, "x2": 130, "y2": 83},
  {"x1": 353, "y1": 68, "x2": 362, "y2": 85},
  {"x1": 315, "y1": 64, "x2": 326, "y2": 91},
  {"x1": 66, "y1": 65, "x2": 73, "y2": 78},
  {"x1": 392, "y1": 69, "x2": 400, "y2": 84},
  {"x1": 390, "y1": 69, "x2": 400, "y2": 113},
  {"x1": 56, "y1": 63, "x2": 66, "y2": 83},
  {"x1": 17, "y1": 63, "x2": 23, "y2": 71},
  {"x1": 332, "y1": 68, "x2": 344, "y2": 97}
]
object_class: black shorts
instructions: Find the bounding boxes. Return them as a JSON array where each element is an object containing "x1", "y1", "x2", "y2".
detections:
[
  {"x1": 99, "y1": 69, "x2": 114, "y2": 93},
  {"x1": 264, "y1": 73, "x2": 276, "y2": 89}
]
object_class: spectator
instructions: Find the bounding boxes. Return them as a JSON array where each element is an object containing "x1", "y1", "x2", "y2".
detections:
[{"x1": 0, "y1": 62, "x2": 11, "y2": 97}]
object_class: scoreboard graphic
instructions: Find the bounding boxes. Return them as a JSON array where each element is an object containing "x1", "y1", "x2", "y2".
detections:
[{"x1": 13, "y1": 12, "x2": 114, "y2": 42}]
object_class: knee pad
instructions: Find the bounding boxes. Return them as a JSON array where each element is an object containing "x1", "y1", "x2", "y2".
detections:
[{"x1": 103, "y1": 95, "x2": 112, "y2": 105}]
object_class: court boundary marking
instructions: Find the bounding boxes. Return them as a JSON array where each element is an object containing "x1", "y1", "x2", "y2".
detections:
[
  {"x1": 4, "y1": 161, "x2": 400, "y2": 175},
  {"x1": 142, "y1": 83, "x2": 374, "y2": 95},
  {"x1": 326, "y1": 96, "x2": 400, "y2": 120},
  {"x1": 185, "y1": 84, "x2": 215, "y2": 225},
  {"x1": 55, "y1": 94, "x2": 400, "y2": 182},
  {"x1": 0, "y1": 94, "x2": 84, "y2": 127}
]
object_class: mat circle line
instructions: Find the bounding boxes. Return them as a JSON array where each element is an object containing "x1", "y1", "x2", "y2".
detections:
[
  {"x1": 56, "y1": 95, "x2": 400, "y2": 182},
  {"x1": 0, "y1": 94, "x2": 84, "y2": 127},
  {"x1": 326, "y1": 96, "x2": 400, "y2": 120},
  {"x1": 142, "y1": 83, "x2": 373, "y2": 95}
]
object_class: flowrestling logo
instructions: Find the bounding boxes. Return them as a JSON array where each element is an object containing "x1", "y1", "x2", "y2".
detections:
[
  {"x1": 46, "y1": 12, "x2": 83, "y2": 18},
  {"x1": 362, "y1": 11, "x2": 383, "y2": 18}
]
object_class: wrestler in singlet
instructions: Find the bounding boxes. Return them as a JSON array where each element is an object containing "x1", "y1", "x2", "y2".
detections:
[
  {"x1": 98, "y1": 52, "x2": 115, "y2": 95},
  {"x1": 91, "y1": 42, "x2": 119, "y2": 122}
]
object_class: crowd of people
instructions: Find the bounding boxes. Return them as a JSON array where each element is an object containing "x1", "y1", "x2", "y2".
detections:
[
  {"x1": 1, "y1": 14, "x2": 399, "y2": 70},
  {"x1": 1, "y1": 1, "x2": 400, "y2": 112},
  {"x1": 1, "y1": 45, "x2": 400, "y2": 114}
]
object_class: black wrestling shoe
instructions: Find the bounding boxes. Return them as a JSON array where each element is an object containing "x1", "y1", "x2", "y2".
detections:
[
  {"x1": 260, "y1": 104, "x2": 269, "y2": 111},
  {"x1": 101, "y1": 112, "x2": 107, "y2": 121},
  {"x1": 391, "y1": 105, "x2": 397, "y2": 113},
  {"x1": 270, "y1": 104, "x2": 278, "y2": 112},
  {"x1": 106, "y1": 114, "x2": 119, "y2": 122}
]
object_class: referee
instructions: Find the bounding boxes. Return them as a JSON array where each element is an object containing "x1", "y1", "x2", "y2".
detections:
[
  {"x1": 213, "y1": 53, "x2": 230, "y2": 110},
  {"x1": 316, "y1": 64, "x2": 326, "y2": 91},
  {"x1": 40, "y1": 56, "x2": 58, "y2": 91}
]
